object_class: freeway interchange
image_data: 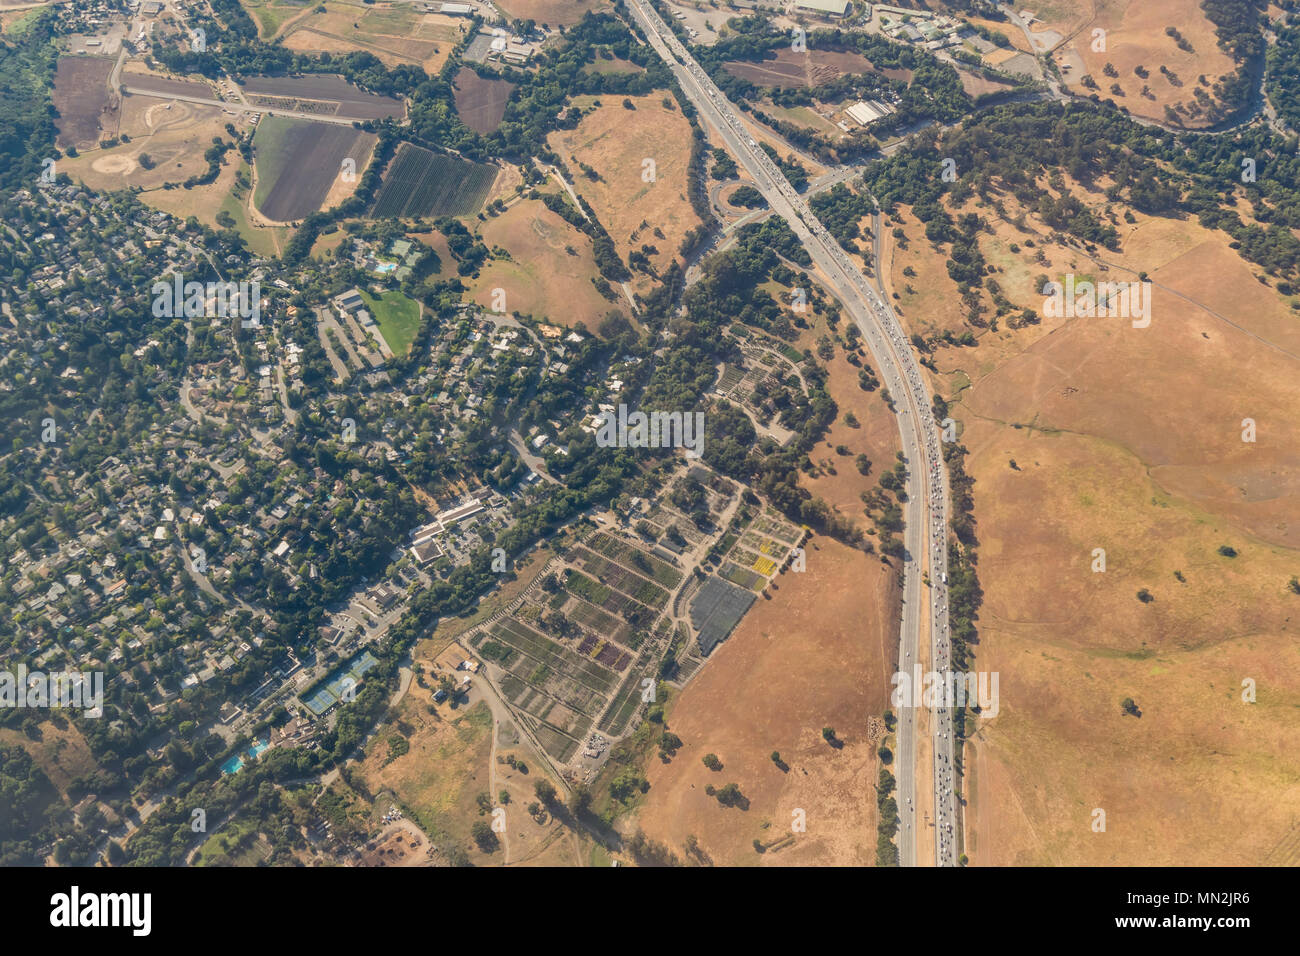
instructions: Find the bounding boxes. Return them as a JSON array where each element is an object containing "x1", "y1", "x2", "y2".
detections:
[{"x1": 624, "y1": 0, "x2": 959, "y2": 865}]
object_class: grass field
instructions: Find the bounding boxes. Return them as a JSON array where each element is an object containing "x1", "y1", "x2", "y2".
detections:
[
  {"x1": 633, "y1": 534, "x2": 898, "y2": 865},
  {"x1": 222, "y1": 160, "x2": 289, "y2": 257},
  {"x1": 1044, "y1": 0, "x2": 1238, "y2": 126},
  {"x1": 468, "y1": 197, "x2": 616, "y2": 328},
  {"x1": 238, "y1": 0, "x2": 313, "y2": 39},
  {"x1": 885, "y1": 162, "x2": 1300, "y2": 863},
  {"x1": 494, "y1": 0, "x2": 610, "y2": 27},
  {"x1": 278, "y1": 1, "x2": 467, "y2": 74},
  {"x1": 355, "y1": 697, "x2": 499, "y2": 862},
  {"x1": 62, "y1": 98, "x2": 238, "y2": 194},
  {"x1": 359, "y1": 288, "x2": 420, "y2": 357},
  {"x1": 371, "y1": 143, "x2": 496, "y2": 218},
  {"x1": 547, "y1": 93, "x2": 701, "y2": 294}
]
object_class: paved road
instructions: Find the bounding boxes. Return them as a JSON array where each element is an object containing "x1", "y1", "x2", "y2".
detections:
[
  {"x1": 118, "y1": 85, "x2": 372, "y2": 127},
  {"x1": 623, "y1": 0, "x2": 957, "y2": 865}
]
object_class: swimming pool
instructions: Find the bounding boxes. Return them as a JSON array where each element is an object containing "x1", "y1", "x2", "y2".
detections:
[{"x1": 220, "y1": 736, "x2": 270, "y2": 774}]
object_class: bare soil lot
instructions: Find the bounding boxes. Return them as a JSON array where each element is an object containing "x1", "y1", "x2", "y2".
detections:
[
  {"x1": 724, "y1": 48, "x2": 887, "y2": 89},
  {"x1": 53, "y1": 55, "x2": 117, "y2": 148},
  {"x1": 240, "y1": 74, "x2": 405, "y2": 121},
  {"x1": 452, "y1": 67, "x2": 515, "y2": 135}
]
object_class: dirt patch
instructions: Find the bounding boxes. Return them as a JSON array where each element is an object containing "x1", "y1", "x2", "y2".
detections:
[
  {"x1": 453, "y1": 67, "x2": 515, "y2": 135},
  {"x1": 724, "y1": 48, "x2": 881, "y2": 89},
  {"x1": 54, "y1": 55, "x2": 117, "y2": 148}
]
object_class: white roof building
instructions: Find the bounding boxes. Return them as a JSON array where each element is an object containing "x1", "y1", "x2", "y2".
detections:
[
  {"x1": 845, "y1": 99, "x2": 896, "y2": 127},
  {"x1": 793, "y1": 0, "x2": 850, "y2": 17}
]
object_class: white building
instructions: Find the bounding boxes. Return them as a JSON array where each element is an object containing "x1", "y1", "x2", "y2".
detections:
[
  {"x1": 793, "y1": 0, "x2": 850, "y2": 17},
  {"x1": 845, "y1": 99, "x2": 896, "y2": 127}
]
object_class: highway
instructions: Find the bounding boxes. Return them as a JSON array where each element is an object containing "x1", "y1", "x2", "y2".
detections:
[{"x1": 624, "y1": 0, "x2": 959, "y2": 865}]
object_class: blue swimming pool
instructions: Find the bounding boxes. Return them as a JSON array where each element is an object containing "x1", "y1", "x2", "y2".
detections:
[{"x1": 220, "y1": 736, "x2": 270, "y2": 774}]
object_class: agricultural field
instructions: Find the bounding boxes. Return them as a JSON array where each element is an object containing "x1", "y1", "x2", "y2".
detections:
[
  {"x1": 371, "y1": 143, "x2": 497, "y2": 218},
  {"x1": 239, "y1": 74, "x2": 405, "y2": 121},
  {"x1": 467, "y1": 197, "x2": 616, "y2": 329},
  {"x1": 547, "y1": 93, "x2": 701, "y2": 293},
  {"x1": 278, "y1": 1, "x2": 468, "y2": 75},
  {"x1": 452, "y1": 67, "x2": 515, "y2": 135},
  {"x1": 119, "y1": 68, "x2": 213, "y2": 100},
  {"x1": 251, "y1": 115, "x2": 376, "y2": 222},
  {"x1": 52, "y1": 55, "x2": 116, "y2": 149},
  {"x1": 469, "y1": 473, "x2": 741, "y2": 768}
]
